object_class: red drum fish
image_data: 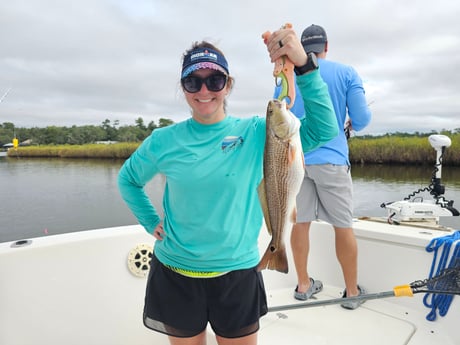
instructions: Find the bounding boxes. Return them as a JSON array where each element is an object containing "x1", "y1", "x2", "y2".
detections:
[{"x1": 257, "y1": 99, "x2": 305, "y2": 273}]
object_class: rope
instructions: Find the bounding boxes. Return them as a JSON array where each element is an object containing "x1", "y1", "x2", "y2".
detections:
[{"x1": 423, "y1": 230, "x2": 460, "y2": 321}]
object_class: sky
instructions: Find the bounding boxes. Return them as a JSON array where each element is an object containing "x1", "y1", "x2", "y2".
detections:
[{"x1": 1, "y1": 0, "x2": 459, "y2": 135}]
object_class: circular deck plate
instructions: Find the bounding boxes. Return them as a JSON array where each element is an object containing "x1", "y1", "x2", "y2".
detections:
[{"x1": 127, "y1": 243, "x2": 153, "y2": 278}]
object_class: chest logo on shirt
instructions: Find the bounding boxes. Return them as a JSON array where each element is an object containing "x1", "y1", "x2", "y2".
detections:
[{"x1": 221, "y1": 136, "x2": 244, "y2": 153}]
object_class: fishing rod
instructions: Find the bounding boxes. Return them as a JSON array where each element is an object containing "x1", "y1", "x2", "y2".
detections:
[
  {"x1": 0, "y1": 87, "x2": 12, "y2": 103},
  {"x1": 344, "y1": 99, "x2": 374, "y2": 139},
  {"x1": 268, "y1": 264, "x2": 460, "y2": 312}
]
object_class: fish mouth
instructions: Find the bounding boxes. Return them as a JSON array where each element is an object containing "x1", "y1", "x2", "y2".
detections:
[
  {"x1": 267, "y1": 99, "x2": 288, "y2": 117},
  {"x1": 270, "y1": 98, "x2": 286, "y2": 108}
]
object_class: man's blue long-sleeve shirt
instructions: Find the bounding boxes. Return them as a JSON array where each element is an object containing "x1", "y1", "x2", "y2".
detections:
[{"x1": 275, "y1": 58, "x2": 371, "y2": 165}]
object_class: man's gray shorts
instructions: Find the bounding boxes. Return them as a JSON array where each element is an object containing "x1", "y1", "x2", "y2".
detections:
[{"x1": 296, "y1": 164, "x2": 353, "y2": 228}]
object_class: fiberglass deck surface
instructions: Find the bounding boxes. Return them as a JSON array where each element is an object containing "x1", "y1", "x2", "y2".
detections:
[{"x1": 257, "y1": 285, "x2": 439, "y2": 345}]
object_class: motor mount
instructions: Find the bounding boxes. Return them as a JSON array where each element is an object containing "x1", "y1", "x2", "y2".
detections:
[{"x1": 381, "y1": 134, "x2": 459, "y2": 224}]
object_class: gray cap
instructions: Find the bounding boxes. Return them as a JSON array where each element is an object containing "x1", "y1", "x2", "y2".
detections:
[{"x1": 301, "y1": 24, "x2": 327, "y2": 53}]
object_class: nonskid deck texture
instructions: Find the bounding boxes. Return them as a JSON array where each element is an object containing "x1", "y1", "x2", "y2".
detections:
[{"x1": 259, "y1": 285, "x2": 454, "y2": 345}]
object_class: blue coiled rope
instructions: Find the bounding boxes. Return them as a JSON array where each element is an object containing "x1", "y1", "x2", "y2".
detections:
[{"x1": 423, "y1": 230, "x2": 460, "y2": 321}]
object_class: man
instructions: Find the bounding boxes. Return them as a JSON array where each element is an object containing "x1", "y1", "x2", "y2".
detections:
[{"x1": 275, "y1": 24, "x2": 371, "y2": 309}]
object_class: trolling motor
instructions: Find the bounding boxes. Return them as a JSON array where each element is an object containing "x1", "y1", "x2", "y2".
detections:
[{"x1": 381, "y1": 134, "x2": 459, "y2": 224}]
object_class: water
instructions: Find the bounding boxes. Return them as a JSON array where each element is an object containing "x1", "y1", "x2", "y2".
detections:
[
  {"x1": 1, "y1": 157, "x2": 460, "y2": 243},
  {"x1": 352, "y1": 164, "x2": 460, "y2": 217},
  {"x1": 0, "y1": 157, "x2": 165, "y2": 242}
]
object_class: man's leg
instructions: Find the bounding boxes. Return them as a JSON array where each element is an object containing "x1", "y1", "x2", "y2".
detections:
[
  {"x1": 290, "y1": 221, "x2": 312, "y2": 293},
  {"x1": 334, "y1": 227, "x2": 359, "y2": 297}
]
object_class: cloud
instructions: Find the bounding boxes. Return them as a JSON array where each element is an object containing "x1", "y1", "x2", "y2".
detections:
[{"x1": 1, "y1": 0, "x2": 459, "y2": 135}]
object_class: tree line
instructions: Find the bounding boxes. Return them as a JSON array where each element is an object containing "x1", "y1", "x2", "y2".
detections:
[
  {"x1": 0, "y1": 117, "x2": 174, "y2": 146},
  {"x1": 2, "y1": 119, "x2": 459, "y2": 163}
]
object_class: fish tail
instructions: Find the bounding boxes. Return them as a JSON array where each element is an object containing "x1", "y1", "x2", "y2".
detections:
[{"x1": 256, "y1": 243, "x2": 289, "y2": 273}]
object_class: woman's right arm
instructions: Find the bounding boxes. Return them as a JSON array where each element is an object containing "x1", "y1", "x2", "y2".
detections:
[
  {"x1": 117, "y1": 135, "x2": 161, "y2": 234},
  {"x1": 263, "y1": 26, "x2": 338, "y2": 153}
]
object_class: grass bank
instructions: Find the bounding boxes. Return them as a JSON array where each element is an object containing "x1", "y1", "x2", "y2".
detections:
[
  {"x1": 7, "y1": 133, "x2": 460, "y2": 166},
  {"x1": 7, "y1": 143, "x2": 139, "y2": 159},
  {"x1": 349, "y1": 134, "x2": 460, "y2": 166}
]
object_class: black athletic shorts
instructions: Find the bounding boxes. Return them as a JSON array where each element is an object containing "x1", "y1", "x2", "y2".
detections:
[{"x1": 143, "y1": 254, "x2": 268, "y2": 338}]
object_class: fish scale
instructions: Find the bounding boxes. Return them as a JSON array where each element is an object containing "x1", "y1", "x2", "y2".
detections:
[{"x1": 257, "y1": 99, "x2": 305, "y2": 273}]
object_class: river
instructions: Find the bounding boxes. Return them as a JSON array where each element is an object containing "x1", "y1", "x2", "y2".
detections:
[{"x1": 1, "y1": 157, "x2": 460, "y2": 243}]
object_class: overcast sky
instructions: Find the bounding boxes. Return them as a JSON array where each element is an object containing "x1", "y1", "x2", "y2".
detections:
[{"x1": 1, "y1": 0, "x2": 459, "y2": 135}]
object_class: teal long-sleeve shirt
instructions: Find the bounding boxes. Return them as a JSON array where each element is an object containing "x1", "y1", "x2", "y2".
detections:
[{"x1": 118, "y1": 70, "x2": 338, "y2": 272}]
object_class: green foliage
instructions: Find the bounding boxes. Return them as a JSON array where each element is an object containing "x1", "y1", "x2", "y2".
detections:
[
  {"x1": 349, "y1": 132, "x2": 460, "y2": 166},
  {"x1": 0, "y1": 122, "x2": 15, "y2": 144},
  {"x1": 10, "y1": 143, "x2": 139, "y2": 159},
  {"x1": 0, "y1": 117, "x2": 174, "y2": 147},
  {"x1": 3, "y1": 120, "x2": 459, "y2": 165}
]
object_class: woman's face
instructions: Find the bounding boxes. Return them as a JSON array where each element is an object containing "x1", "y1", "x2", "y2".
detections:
[{"x1": 183, "y1": 69, "x2": 229, "y2": 124}]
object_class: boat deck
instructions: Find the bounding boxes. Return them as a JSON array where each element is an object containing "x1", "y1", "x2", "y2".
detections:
[
  {"x1": 1, "y1": 222, "x2": 458, "y2": 345},
  {"x1": 256, "y1": 285, "x2": 455, "y2": 345}
]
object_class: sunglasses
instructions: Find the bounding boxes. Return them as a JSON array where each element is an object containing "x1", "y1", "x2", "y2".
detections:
[{"x1": 181, "y1": 73, "x2": 228, "y2": 93}]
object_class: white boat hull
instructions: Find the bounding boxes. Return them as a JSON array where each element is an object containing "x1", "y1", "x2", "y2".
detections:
[{"x1": 0, "y1": 219, "x2": 458, "y2": 345}]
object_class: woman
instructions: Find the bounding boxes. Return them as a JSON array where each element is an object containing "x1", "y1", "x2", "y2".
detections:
[{"x1": 118, "y1": 26, "x2": 338, "y2": 345}]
